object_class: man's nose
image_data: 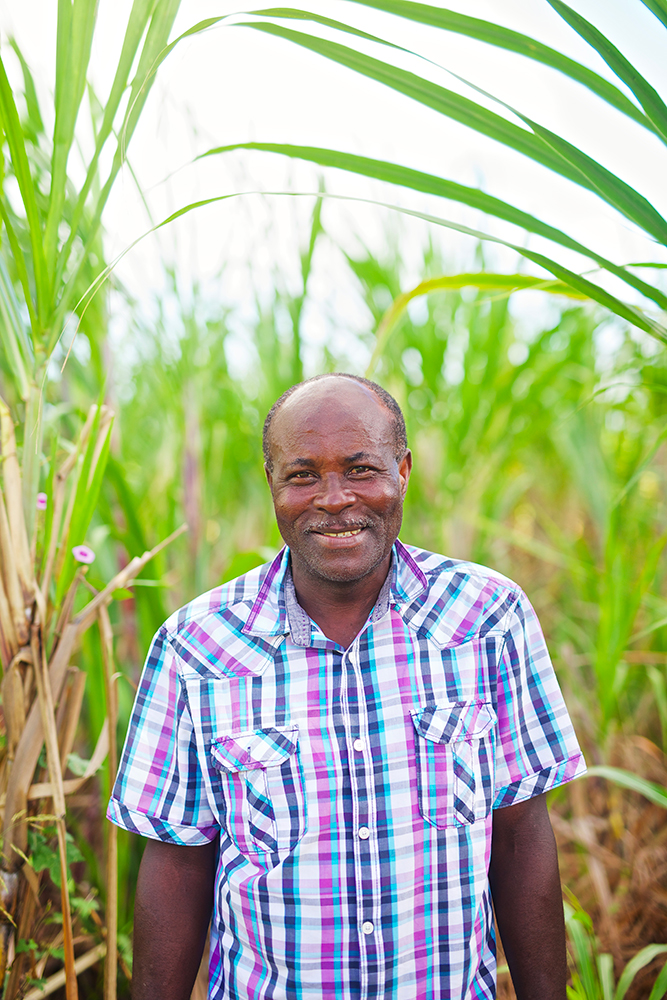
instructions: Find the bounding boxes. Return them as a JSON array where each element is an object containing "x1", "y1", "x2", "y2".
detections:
[{"x1": 315, "y1": 473, "x2": 355, "y2": 513}]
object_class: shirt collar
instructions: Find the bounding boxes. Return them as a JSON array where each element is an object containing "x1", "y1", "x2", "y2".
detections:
[{"x1": 242, "y1": 540, "x2": 428, "y2": 641}]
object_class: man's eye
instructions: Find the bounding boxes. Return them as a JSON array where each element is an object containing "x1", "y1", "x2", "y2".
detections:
[
  {"x1": 350, "y1": 466, "x2": 372, "y2": 475},
  {"x1": 290, "y1": 471, "x2": 315, "y2": 480}
]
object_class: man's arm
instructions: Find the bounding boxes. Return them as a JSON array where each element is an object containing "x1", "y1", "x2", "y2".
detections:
[
  {"x1": 489, "y1": 793, "x2": 568, "y2": 1000},
  {"x1": 132, "y1": 837, "x2": 218, "y2": 1000}
]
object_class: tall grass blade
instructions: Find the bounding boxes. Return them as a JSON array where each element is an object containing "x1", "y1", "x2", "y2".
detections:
[
  {"x1": 546, "y1": 0, "x2": 667, "y2": 144},
  {"x1": 615, "y1": 946, "x2": 667, "y2": 1000},
  {"x1": 641, "y1": 0, "x2": 667, "y2": 28},
  {"x1": 586, "y1": 766, "x2": 667, "y2": 809},
  {"x1": 57, "y1": 0, "x2": 159, "y2": 286},
  {"x1": 367, "y1": 272, "x2": 587, "y2": 376},
  {"x1": 201, "y1": 142, "x2": 667, "y2": 310},
  {"x1": 235, "y1": 20, "x2": 667, "y2": 245},
  {"x1": 78, "y1": 188, "x2": 667, "y2": 345},
  {"x1": 321, "y1": 1, "x2": 657, "y2": 134},
  {"x1": 46, "y1": 0, "x2": 99, "y2": 273},
  {"x1": 647, "y1": 959, "x2": 667, "y2": 1000},
  {"x1": 0, "y1": 54, "x2": 48, "y2": 324},
  {"x1": 0, "y1": 255, "x2": 31, "y2": 399},
  {"x1": 235, "y1": 22, "x2": 595, "y2": 186}
]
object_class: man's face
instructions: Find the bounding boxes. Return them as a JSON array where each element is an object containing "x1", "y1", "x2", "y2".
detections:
[{"x1": 265, "y1": 379, "x2": 412, "y2": 585}]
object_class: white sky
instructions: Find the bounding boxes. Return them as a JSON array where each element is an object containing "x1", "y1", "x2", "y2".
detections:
[{"x1": 2, "y1": 0, "x2": 667, "y2": 370}]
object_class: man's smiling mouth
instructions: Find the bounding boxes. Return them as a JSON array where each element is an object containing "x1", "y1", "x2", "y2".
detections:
[{"x1": 319, "y1": 528, "x2": 363, "y2": 537}]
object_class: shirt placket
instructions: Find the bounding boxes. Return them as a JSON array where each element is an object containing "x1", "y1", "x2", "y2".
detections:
[{"x1": 342, "y1": 634, "x2": 384, "y2": 1000}]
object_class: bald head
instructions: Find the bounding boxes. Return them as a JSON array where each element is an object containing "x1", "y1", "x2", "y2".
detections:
[{"x1": 263, "y1": 374, "x2": 407, "y2": 471}]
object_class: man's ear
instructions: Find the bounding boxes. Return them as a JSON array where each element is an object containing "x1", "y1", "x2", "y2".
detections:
[
  {"x1": 264, "y1": 463, "x2": 273, "y2": 491},
  {"x1": 398, "y1": 450, "x2": 412, "y2": 496}
]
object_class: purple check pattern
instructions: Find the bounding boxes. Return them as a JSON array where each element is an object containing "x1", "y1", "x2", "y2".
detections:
[{"x1": 108, "y1": 542, "x2": 585, "y2": 1000}]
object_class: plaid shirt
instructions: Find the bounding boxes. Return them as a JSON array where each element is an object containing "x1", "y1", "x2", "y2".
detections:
[{"x1": 108, "y1": 542, "x2": 585, "y2": 1000}]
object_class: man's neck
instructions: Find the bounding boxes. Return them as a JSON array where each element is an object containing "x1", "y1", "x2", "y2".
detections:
[{"x1": 290, "y1": 555, "x2": 391, "y2": 649}]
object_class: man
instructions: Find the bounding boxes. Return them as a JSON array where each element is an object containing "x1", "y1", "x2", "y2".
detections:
[{"x1": 109, "y1": 373, "x2": 585, "y2": 1000}]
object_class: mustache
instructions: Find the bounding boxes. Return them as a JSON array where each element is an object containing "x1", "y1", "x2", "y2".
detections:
[{"x1": 305, "y1": 518, "x2": 375, "y2": 534}]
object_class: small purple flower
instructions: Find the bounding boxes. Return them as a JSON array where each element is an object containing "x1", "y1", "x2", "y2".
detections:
[
  {"x1": 72, "y1": 545, "x2": 95, "y2": 565},
  {"x1": 36, "y1": 493, "x2": 47, "y2": 510}
]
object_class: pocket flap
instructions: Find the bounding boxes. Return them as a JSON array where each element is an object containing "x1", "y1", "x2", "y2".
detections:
[
  {"x1": 211, "y1": 726, "x2": 299, "y2": 773},
  {"x1": 412, "y1": 701, "x2": 496, "y2": 744}
]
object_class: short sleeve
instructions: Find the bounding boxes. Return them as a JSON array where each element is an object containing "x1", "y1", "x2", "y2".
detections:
[
  {"x1": 493, "y1": 590, "x2": 586, "y2": 808},
  {"x1": 107, "y1": 627, "x2": 219, "y2": 844}
]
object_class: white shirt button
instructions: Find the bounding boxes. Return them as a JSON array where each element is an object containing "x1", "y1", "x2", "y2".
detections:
[
  {"x1": 358, "y1": 826, "x2": 370, "y2": 840},
  {"x1": 362, "y1": 921, "x2": 374, "y2": 935},
  {"x1": 353, "y1": 738, "x2": 365, "y2": 752}
]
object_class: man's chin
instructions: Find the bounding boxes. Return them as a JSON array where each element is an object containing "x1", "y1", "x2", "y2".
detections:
[{"x1": 296, "y1": 546, "x2": 389, "y2": 585}]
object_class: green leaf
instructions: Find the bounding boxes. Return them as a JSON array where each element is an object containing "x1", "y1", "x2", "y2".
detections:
[
  {"x1": 330, "y1": 1, "x2": 657, "y2": 134},
  {"x1": 55, "y1": 0, "x2": 160, "y2": 289},
  {"x1": 0, "y1": 253, "x2": 31, "y2": 398},
  {"x1": 8, "y1": 38, "x2": 45, "y2": 141},
  {"x1": 235, "y1": 21, "x2": 593, "y2": 187},
  {"x1": 547, "y1": 0, "x2": 667, "y2": 144},
  {"x1": 640, "y1": 0, "x2": 667, "y2": 30},
  {"x1": 237, "y1": 20, "x2": 667, "y2": 246},
  {"x1": 586, "y1": 765, "x2": 667, "y2": 809},
  {"x1": 112, "y1": 587, "x2": 134, "y2": 601},
  {"x1": 616, "y1": 946, "x2": 667, "y2": 1000},
  {"x1": 648, "y1": 959, "x2": 667, "y2": 1000},
  {"x1": 517, "y1": 112, "x2": 667, "y2": 246},
  {"x1": 202, "y1": 142, "x2": 667, "y2": 310},
  {"x1": 367, "y1": 272, "x2": 589, "y2": 376},
  {"x1": 73, "y1": 189, "x2": 667, "y2": 355},
  {"x1": 55, "y1": 405, "x2": 112, "y2": 605},
  {"x1": 0, "y1": 53, "x2": 49, "y2": 324},
  {"x1": 46, "y1": 0, "x2": 100, "y2": 272}
]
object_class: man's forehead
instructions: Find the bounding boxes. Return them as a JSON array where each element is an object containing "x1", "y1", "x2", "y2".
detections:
[
  {"x1": 274, "y1": 377, "x2": 389, "y2": 430},
  {"x1": 265, "y1": 377, "x2": 397, "y2": 467}
]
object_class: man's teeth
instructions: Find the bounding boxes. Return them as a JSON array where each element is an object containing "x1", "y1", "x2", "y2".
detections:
[{"x1": 321, "y1": 529, "x2": 362, "y2": 537}]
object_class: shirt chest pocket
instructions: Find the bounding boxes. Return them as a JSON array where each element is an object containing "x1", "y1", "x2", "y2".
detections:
[
  {"x1": 210, "y1": 726, "x2": 307, "y2": 855},
  {"x1": 411, "y1": 701, "x2": 497, "y2": 829}
]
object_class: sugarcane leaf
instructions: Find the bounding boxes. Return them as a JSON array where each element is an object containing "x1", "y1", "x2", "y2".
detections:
[
  {"x1": 519, "y1": 113, "x2": 667, "y2": 245},
  {"x1": 640, "y1": 0, "x2": 667, "y2": 30},
  {"x1": 0, "y1": 53, "x2": 48, "y2": 324},
  {"x1": 52, "y1": 4, "x2": 221, "y2": 333},
  {"x1": 0, "y1": 201, "x2": 37, "y2": 330},
  {"x1": 55, "y1": 406, "x2": 111, "y2": 606},
  {"x1": 236, "y1": 20, "x2": 667, "y2": 246},
  {"x1": 0, "y1": 253, "x2": 31, "y2": 399},
  {"x1": 201, "y1": 142, "x2": 667, "y2": 311},
  {"x1": 547, "y1": 0, "x2": 667, "y2": 144},
  {"x1": 56, "y1": 0, "x2": 160, "y2": 289},
  {"x1": 67, "y1": 188, "x2": 667, "y2": 362},
  {"x1": 586, "y1": 766, "x2": 667, "y2": 809},
  {"x1": 234, "y1": 21, "x2": 593, "y2": 188},
  {"x1": 367, "y1": 272, "x2": 588, "y2": 375},
  {"x1": 616, "y1": 946, "x2": 667, "y2": 1000},
  {"x1": 647, "y1": 959, "x2": 667, "y2": 1000},
  {"x1": 8, "y1": 37, "x2": 45, "y2": 141},
  {"x1": 46, "y1": 0, "x2": 99, "y2": 273},
  {"x1": 331, "y1": 1, "x2": 656, "y2": 133}
]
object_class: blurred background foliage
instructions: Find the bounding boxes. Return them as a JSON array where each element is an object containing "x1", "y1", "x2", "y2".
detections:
[{"x1": 1, "y1": 0, "x2": 667, "y2": 997}]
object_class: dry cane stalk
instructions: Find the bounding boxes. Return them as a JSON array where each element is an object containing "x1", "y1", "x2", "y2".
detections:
[
  {"x1": 0, "y1": 398, "x2": 34, "y2": 602},
  {"x1": 29, "y1": 625, "x2": 78, "y2": 1000},
  {"x1": 0, "y1": 486, "x2": 28, "y2": 648},
  {"x1": 99, "y1": 607, "x2": 117, "y2": 1000}
]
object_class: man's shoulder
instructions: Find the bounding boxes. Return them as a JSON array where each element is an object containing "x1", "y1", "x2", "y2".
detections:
[
  {"x1": 403, "y1": 543, "x2": 522, "y2": 598},
  {"x1": 399, "y1": 543, "x2": 525, "y2": 646}
]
